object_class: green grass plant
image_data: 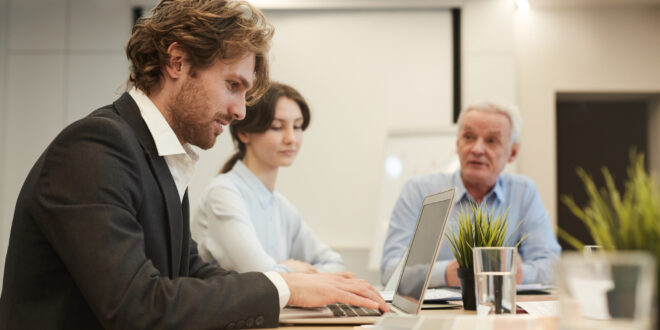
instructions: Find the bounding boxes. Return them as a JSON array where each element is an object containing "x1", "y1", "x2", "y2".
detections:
[
  {"x1": 445, "y1": 203, "x2": 526, "y2": 269},
  {"x1": 559, "y1": 152, "x2": 660, "y2": 253}
]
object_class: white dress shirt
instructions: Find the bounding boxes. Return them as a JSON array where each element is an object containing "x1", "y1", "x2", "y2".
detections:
[
  {"x1": 191, "y1": 160, "x2": 345, "y2": 273},
  {"x1": 128, "y1": 87, "x2": 290, "y2": 309},
  {"x1": 128, "y1": 87, "x2": 197, "y2": 201}
]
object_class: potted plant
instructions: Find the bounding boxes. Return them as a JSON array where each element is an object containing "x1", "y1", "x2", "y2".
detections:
[
  {"x1": 445, "y1": 203, "x2": 526, "y2": 310},
  {"x1": 559, "y1": 152, "x2": 660, "y2": 324}
]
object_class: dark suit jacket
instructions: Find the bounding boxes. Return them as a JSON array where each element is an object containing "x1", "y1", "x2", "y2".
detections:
[{"x1": 0, "y1": 93, "x2": 280, "y2": 329}]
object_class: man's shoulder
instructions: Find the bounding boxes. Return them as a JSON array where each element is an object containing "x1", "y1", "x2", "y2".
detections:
[
  {"x1": 401, "y1": 172, "x2": 455, "y2": 197},
  {"x1": 62, "y1": 92, "x2": 140, "y2": 140},
  {"x1": 58, "y1": 105, "x2": 130, "y2": 141},
  {"x1": 44, "y1": 104, "x2": 144, "y2": 168},
  {"x1": 499, "y1": 172, "x2": 536, "y2": 187},
  {"x1": 498, "y1": 172, "x2": 540, "y2": 198},
  {"x1": 408, "y1": 171, "x2": 454, "y2": 186}
]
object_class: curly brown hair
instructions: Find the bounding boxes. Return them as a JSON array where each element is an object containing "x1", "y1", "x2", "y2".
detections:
[{"x1": 126, "y1": 0, "x2": 273, "y2": 105}]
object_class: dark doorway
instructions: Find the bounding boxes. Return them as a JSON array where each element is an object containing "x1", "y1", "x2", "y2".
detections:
[{"x1": 556, "y1": 99, "x2": 649, "y2": 250}]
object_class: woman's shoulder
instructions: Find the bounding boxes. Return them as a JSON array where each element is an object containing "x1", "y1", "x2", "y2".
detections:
[{"x1": 199, "y1": 172, "x2": 243, "y2": 202}]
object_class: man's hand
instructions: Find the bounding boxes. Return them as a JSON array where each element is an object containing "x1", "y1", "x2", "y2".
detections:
[
  {"x1": 445, "y1": 259, "x2": 460, "y2": 286},
  {"x1": 280, "y1": 273, "x2": 390, "y2": 313},
  {"x1": 281, "y1": 259, "x2": 318, "y2": 274}
]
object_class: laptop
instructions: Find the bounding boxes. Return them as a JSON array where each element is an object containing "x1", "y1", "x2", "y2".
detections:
[{"x1": 279, "y1": 188, "x2": 456, "y2": 325}]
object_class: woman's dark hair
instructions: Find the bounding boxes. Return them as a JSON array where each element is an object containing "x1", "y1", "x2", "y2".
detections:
[{"x1": 220, "y1": 82, "x2": 311, "y2": 173}]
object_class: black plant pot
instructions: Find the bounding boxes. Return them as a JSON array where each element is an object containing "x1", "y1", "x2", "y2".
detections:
[{"x1": 457, "y1": 267, "x2": 476, "y2": 310}]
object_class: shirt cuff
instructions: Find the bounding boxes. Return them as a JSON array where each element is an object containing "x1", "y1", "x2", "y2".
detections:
[
  {"x1": 429, "y1": 260, "x2": 450, "y2": 287},
  {"x1": 263, "y1": 271, "x2": 290, "y2": 309},
  {"x1": 521, "y1": 262, "x2": 533, "y2": 284}
]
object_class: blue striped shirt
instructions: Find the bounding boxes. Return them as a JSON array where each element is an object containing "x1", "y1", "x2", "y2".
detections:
[{"x1": 381, "y1": 170, "x2": 561, "y2": 286}]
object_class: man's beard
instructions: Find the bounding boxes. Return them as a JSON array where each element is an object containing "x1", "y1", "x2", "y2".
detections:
[{"x1": 169, "y1": 78, "x2": 221, "y2": 150}]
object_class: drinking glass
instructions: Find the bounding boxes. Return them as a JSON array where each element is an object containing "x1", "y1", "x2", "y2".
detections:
[
  {"x1": 558, "y1": 251, "x2": 656, "y2": 330},
  {"x1": 473, "y1": 247, "x2": 517, "y2": 316},
  {"x1": 583, "y1": 245, "x2": 602, "y2": 257}
]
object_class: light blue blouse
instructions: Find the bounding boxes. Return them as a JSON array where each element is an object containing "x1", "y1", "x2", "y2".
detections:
[
  {"x1": 192, "y1": 160, "x2": 345, "y2": 273},
  {"x1": 381, "y1": 170, "x2": 561, "y2": 286}
]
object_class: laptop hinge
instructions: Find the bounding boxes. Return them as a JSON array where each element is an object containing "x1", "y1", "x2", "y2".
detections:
[{"x1": 389, "y1": 305, "x2": 408, "y2": 315}]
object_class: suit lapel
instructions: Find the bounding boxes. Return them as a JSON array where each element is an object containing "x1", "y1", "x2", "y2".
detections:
[
  {"x1": 180, "y1": 191, "x2": 191, "y2": 276},
  {"x1": 113, "y1": 93, "x2": 183, "y2": 277}
]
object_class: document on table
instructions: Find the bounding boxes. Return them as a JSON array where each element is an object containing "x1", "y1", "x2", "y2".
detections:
[
  {"x1": 517, "y1": 301, "x2": 560, "y2": 317},
  {"x1": 516, "y1": 283, "x2": 554, "y2": 293},
  {"x1": 380, "y1": 288, "x2": 462, "y2": 302}
]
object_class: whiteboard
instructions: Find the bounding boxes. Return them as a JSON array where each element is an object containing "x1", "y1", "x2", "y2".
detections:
[{"x1": 368, "y1": 127, "x2": 458, "y2": 271}]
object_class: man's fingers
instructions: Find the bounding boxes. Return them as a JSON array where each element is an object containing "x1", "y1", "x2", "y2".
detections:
[
  {"x1": 282, "y1": 272, "x2": 390, "y2": 312},
  {"x1": 332, "y1": 277, "x2": 387, "y2": 309},
  {"x1": 333, "y1": 289, "x2": 382, "y2": 310}
]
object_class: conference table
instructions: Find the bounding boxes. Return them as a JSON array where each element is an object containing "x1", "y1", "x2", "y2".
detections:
[{"x1": 273, "y1": 293, "x2": 560, "y2": 330}]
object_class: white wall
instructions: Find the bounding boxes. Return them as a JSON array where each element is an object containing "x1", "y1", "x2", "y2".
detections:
[
  {"x1": 514, "y1": 5, "x2": 660, "y2": 226},
  {"x1": 462, "y1": 0, "x2": 516, "y2": 107}
]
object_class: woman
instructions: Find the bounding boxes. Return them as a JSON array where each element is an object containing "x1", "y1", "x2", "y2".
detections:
[{"x1": 192, "y1": 82, "x2": 344, "y2": 273}]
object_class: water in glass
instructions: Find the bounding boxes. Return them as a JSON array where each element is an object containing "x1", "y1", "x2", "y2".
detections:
[{"x1": 475, "y1": 270, "x2": 516, "y2": 315}]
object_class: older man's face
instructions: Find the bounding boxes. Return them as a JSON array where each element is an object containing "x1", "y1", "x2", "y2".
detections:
[{"x1": 456, "y1": 110, "x2": 519, "y2": 189}]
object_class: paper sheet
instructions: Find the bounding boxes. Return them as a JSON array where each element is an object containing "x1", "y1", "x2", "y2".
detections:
[
  {"x1": 516, "y1": 301, "x2": 560, "y2": 317},
  {"x1": 380, "y1": 288, "x2": 462, "y2": 302}
]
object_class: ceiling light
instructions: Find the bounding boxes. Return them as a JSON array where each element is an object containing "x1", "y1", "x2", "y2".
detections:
[{"x1": 514, "y1": 0, "x2": 530, "y2": 11}]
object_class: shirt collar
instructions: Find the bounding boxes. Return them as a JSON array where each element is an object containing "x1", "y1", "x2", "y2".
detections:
[
  {"x1": 233, "y1": 160, "x2": 274, "y2": 204},
  {"x1": 491, "y1": 176, "x2": 506, "y2": 203},
  {"x1": 452, "y1": 170, "x2": 506, "y2": 205},
  {"x1": 128, "y1": 87, "x2": 196, "y2": 159}
]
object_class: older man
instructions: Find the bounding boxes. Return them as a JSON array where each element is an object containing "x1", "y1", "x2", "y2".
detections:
[{"x1": 381, "y1": 101, "x2": 561, "y2": 287}]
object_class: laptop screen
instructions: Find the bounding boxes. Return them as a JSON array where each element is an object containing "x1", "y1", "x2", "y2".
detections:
[{"x1": 392, "y1": 191, "x2": 453, "y2": 314}]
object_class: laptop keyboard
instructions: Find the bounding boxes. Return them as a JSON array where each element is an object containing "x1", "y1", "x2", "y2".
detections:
[{"x1": 327, "y1": 303, "x2": 381, "y2": 317}]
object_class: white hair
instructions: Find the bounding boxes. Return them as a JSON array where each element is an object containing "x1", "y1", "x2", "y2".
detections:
[{"x1": 457, "y1": 100, "x2": 522, "y2": 146}]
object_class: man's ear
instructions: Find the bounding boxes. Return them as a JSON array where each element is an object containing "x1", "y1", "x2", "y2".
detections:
[
  {"x1": 237, "y1": 131, "x2": 250, "y2": 144},
  {"x1": 508, "y1": 142, "x2": 520, "y2": 163},
  {"x1": 163, "y1": 42, "x2": 187, "y2": 79}
]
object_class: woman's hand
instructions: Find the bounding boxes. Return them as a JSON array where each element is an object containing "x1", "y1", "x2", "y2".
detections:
[{"x1": 281, "y1": 259, "x2": 318, "y2": 274}]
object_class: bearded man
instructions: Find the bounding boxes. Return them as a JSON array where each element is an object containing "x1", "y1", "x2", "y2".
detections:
[{"x1": 0, "y1": 1, "x2": 387, "y2": 329}]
